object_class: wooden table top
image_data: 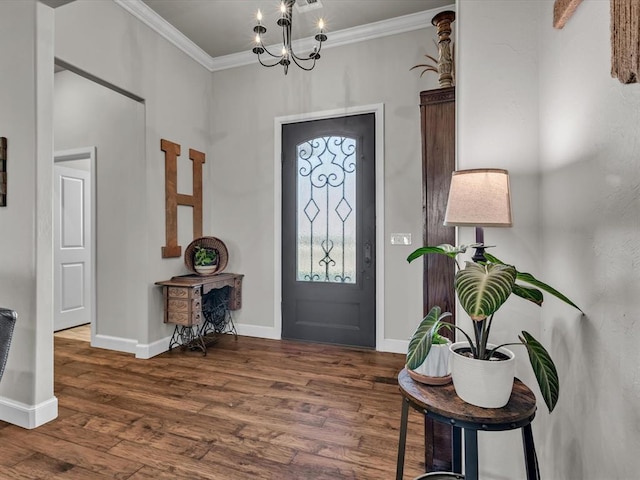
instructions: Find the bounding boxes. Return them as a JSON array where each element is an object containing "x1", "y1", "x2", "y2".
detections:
[
  {"x1": 398, "y1": 368, "x2": 537, "y2": 425},
  {"x1": 155, "y1": 273, "x2": 243, "y2": 287}
]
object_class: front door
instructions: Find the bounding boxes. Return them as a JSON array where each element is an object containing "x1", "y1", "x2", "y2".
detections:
[
  {"x1": 53, "y1": 163, "x2": 92, "y2": 332},
  {"x1": 282, "y1": 113, "x2": 376, "y2": 348}
]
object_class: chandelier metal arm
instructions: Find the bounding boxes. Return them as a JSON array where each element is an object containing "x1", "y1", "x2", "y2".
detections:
[
  {"x1": 256, "y1": 54, "x2": 287, "y2": 68},
  {"x1": 290, "y1": 55, "x2": 318, "y2": 71},
  {"x1": 256, "y1": 41, "x2": 283, "y2": 60}
]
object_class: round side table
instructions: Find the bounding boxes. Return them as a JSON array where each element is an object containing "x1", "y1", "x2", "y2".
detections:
[{"x1": 396, "y1": 368, "x2": 539, "y2": 480}]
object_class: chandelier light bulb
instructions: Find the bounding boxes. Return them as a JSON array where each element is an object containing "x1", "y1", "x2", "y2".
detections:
[
  {"x1": 318, "y1": 18, "x2": 324, "y2": 30},
  {"x1": 282, "y1": 46, "x2": 288, "y2": 56},
  {"x1": 280, "y1": 2, "x2": 286, "y2": 14},
  {"x1": 257, "y1": 9, "x2": 262, "y2": 22},
  {"x1": 255, "y1": 33, "x2": 261, "y2": 44}
]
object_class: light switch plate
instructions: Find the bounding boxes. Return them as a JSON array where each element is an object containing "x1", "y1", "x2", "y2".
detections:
[{"x1": 391, "y1": 233, "x2": 412, "y2": 245}]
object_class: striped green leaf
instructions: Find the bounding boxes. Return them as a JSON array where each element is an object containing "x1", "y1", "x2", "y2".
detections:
[
  {"x1": 407, "y1": 244, "x2": 475, "y2": 263},
  {"x1": 455, "y1": 262, "x2": 517, "y2": 321},
  {"x1": 520, "y1": 331, "x2": 560, "y2": 413},
  {"x1": 512, "y1": 284, "x2": 543, "y2": 306},
  {"x1": 484, "y1": 253, "x2": 582, "y2": 313},
  {"x1": 406, "y1": 306, "x2": 452, "y2": 370}
]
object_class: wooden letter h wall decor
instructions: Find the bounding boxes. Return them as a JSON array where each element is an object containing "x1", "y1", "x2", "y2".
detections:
[{"x1": 161, "y1": 138, "x2": 205, "y2": 258}]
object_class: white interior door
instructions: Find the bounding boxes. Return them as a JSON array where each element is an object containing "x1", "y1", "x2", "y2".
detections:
[{"x1": 54, "y1": 162, "x2": 92, "y2": 332}]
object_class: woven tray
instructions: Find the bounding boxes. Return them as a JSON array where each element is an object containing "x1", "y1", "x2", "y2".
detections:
[{"x1": 184, "y1": 236, "x2": 228, "y2": 276}]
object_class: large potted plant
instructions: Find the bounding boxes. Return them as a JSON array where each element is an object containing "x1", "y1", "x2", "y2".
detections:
[{"x1": 407, "y1": 244, "x2": 582, "y2": 412}]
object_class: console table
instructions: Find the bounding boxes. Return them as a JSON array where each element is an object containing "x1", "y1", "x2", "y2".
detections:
[
  {"x1": 155, "y1": 273, "x2": 243, "y2": 354},
  {"x1": 396, "y1": 368, "x2": 539, "y2": 480}
]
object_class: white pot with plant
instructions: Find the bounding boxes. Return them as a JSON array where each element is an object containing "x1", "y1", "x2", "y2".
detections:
[
  {"x1": 406, "y1": 312, "x2": 452, "y2": 385},
  {"x1": 407, "y1": 244, "x2": 582, "y2": 411},
  {"x1": 194, "y1": 245, "x2": 218, "y2": 275}
]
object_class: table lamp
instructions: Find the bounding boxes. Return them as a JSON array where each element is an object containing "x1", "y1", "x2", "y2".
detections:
[{"x1": 443, "y1": 168, "x2": 512, "y2": 262}]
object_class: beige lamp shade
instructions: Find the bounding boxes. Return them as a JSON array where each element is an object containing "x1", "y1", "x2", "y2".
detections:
[{"x1": 444, "y1": 169, "x2": 512, "y2": 227}]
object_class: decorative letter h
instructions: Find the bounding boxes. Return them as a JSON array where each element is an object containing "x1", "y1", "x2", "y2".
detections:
[{"x1": 161, "y1": 139, "x2": 205, "y2": 258}]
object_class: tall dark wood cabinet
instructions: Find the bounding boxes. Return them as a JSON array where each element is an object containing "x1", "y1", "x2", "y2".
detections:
[{"x1": 420, "y1": 86, "x2": 456, "y2": 472}]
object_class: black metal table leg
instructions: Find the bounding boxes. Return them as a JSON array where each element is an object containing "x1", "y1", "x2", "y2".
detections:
[
  {"x1": 522, "y1": 424, "x2": 540, "y2": 480},
  {"x1": 464, "y1": 428, "x2": 479, "y2": 480},
  {"x1": 396, "y1": 398, "x2": 410, "y2": 480},
  {"x1": 452, "y1": 425, "x2": 462, "y2": 474}
]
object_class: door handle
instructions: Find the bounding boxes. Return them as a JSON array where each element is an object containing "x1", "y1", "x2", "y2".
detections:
[{"x1": 364, "y1": 241, "x2": 372, "y2": 268}]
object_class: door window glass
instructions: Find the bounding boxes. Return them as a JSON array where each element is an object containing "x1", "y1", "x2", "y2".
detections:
[{"x1": 296, "y1": 136, "x2": 356, "y2": 283}]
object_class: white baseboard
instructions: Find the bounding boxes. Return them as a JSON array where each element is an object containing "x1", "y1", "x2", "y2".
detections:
[
  {"x1": 234, "y1": 323, "x2": 281, "y2": 340},
  {"x1": 93, "y1": 328, "x2": 405, "y2": 356},
  {"x1": 378, "y1": 338, "x2": 409, "y2": 354},
  {"x1": 92, "y1": 334, "x2": 137, "y2": 354},
  {"x1": 136, "y1": 336, "x2": 171, "y2": 359},
  {"x1": 0, "y1": 395, "x2": 58, "y2": 429}
]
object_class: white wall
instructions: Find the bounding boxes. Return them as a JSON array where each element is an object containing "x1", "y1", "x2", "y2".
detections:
[
  {"x1": 457, "y1": 1, "x2": 543, "y2": 478},
  {"x1": 210, "y1": 26, "x2": 442, "y2": 346},
  {"x1": 0, "y1": 0, "x2": 57, "y2": 428},
  {"x1": 54, "y1": 70, "x2": 145, "y2": 346},
  {"x1": 54, "y1": 0, "x2": 214, "y2": 356},
  {"x1": 459, "y1": 0, "x2": 640, "y2": 478},
  {"x1": 539, "y1": 1, "x2": 640, "y2": 478}
]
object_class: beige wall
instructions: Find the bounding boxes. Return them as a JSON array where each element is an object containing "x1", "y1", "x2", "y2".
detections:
[
  {"x1": 0, "y1": 0, "x2": 56, "y2": 427},
  {"x1": 459, "y1": 0, "x2": 640, "y2": 478},
  {"x1": 539, "y1": 1, "x2": 640, "y2": 478},
  {"x1": 55, "y1": 0, "x2": 214, "y2": 355}
]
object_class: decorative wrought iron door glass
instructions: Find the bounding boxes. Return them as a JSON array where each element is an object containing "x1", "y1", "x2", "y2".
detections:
[{"x1": 296, "y1": 136, "x2": 356, "y2": 283}]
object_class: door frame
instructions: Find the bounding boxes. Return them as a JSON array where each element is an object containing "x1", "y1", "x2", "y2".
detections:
[
  {"x1": 54, "y1": 146, "x2": 97, "y2": 345},
  {"x1": 274, "y1": 104, "x2": 385, "y2": 349}
]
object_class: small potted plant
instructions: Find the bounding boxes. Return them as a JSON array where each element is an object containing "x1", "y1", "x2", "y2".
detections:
[
  {"x1": 193, "y1": 245, "x2": 218, "y2": 275},
  {"x1": 407, "y1": 244, "x2": 582, "y2": 412},
  {"x1": 406, "y1": 306, "x2": 453, "y2": 385}
]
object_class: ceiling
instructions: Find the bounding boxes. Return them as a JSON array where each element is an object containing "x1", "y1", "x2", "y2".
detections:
[{"x1": 140, "y1": 0, "x2": 453, "y2": 59}]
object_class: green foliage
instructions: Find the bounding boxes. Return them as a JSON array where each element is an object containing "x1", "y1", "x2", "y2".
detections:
[
  {"x1": 520, "y1": 331, "x2": 560, "y2": 412},
  {"x1": 455, "y1": 262, "x2": 516, "y2": 321},
  {"x1": 194, "y1": 246, "x2": 217, "y2": 266},
  {"x1": 406, "y1": 307, "x2": 452, "y2": 370},
  {"x1": 407, "y1": 244, "x2": 583, "y2": 413}
]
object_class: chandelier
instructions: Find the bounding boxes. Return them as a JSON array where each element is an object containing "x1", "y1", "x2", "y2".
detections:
[{"x1": 252, "y1": 0, "x2": 327, "y2": 75}]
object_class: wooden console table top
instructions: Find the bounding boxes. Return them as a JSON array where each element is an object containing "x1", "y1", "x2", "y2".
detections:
[{"x1": 156, "y1": 272, "x2": 242, "y2": 288}]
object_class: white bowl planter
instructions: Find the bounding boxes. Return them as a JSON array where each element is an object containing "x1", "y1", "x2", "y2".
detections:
[
  {"x1": 414, "y1": 342, "x2": 451, "y2": 377},
  {"x1": 194, "y1": 264, "x2": 217, "y2": 275},
  {"x1": 450, "y1": 342, "x2": 515, "y2": 408}
]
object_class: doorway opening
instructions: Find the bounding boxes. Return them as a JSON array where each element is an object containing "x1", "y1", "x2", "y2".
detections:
[
  {"x1": 53, "y1": 147, "x2": 96, "y2": 343},
  {"x1": 53, "y1": 61, "x2": 146, "y2": 351}
]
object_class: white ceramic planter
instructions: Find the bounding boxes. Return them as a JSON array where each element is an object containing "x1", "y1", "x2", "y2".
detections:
[
  {"x1": 414, "y1": 342, "x2": 451, "y2": 377},
  {"x1": 449, "y1": 342, "x2": 515, "y2": 408},
  {"x1": 194, "y1": 264, "x2": 217, "y2": 275}
]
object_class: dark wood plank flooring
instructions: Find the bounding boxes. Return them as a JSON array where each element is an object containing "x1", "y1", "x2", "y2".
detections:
[{"x1": 0, "y1": 335, "x2": 427, "y2": 479}]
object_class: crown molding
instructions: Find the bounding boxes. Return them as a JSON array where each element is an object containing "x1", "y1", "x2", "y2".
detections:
[
  {"x1": 113, "y1": 0, "x2": 213, "y2": 70},
  {"x1": 113, "y1": 0, "x2": 455, "y2": 73}
]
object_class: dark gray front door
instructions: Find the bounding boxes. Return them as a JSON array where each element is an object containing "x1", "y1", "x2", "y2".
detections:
[{"x1": 282, "y1": 113, "x2": 376, "y2": 348}]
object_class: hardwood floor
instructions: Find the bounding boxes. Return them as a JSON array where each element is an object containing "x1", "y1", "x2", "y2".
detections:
[
  {"x1": 54, "y1": 324, "x2": 90, "y2": 342},
  {"x1": 0, "y1": 335, "x2": 427, "y2": 479}
]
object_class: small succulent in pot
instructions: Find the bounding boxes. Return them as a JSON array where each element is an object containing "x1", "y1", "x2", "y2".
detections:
[{"x1": 407, "y1": 244, "x2": 583, "y2": 412}]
